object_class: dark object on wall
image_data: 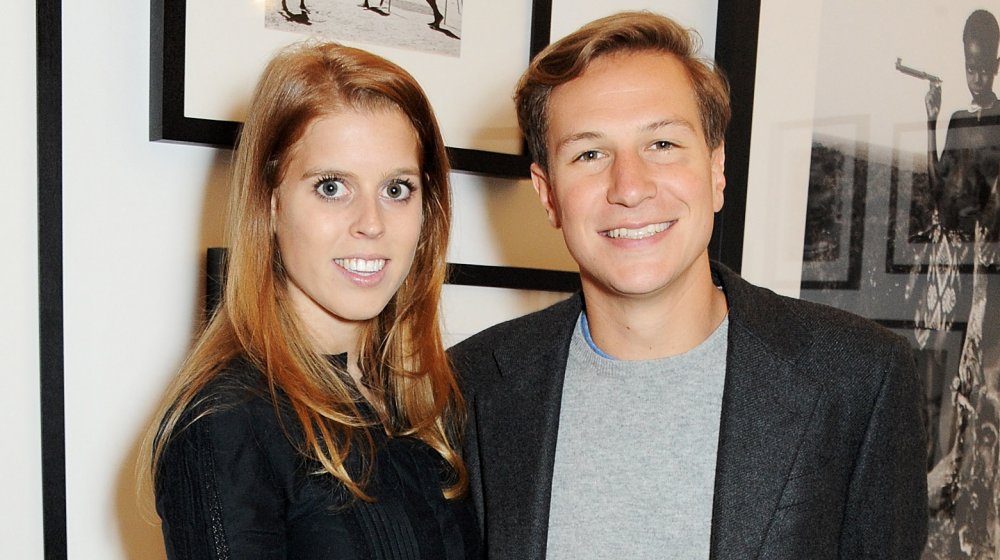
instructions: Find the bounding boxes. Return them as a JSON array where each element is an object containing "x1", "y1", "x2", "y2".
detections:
[
  {"x1": 712, "y1": 0, "x2": 760, "y2": 273},
  {"x1": 204, "y1": 247, "x2": 582, "y2": 316},
  {"x1": 150, "y1": 0, "x2": 552, "y2": 178},
  {"x1": 800, "y1": 131, "x2": 868, "y2": 290},
  {"x1": 38, "y1": 0, "x2": 67, "y2": 557}
]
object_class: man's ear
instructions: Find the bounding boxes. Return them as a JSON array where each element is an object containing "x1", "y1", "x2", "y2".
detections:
[
  {"x1": 711, "y1": 142, "x2": 727, "y2": 213},
  {"x1": 530, "y1": 162, "x2": 561, "y2": 229}
]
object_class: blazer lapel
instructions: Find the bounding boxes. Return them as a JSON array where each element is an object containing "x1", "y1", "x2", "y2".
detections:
[
  {"x1": 477, "y1": 296, "x2": 581, "y2": 560},
  {"x1": 709, "y1": 265, "x2": 825, "y2": 558}
]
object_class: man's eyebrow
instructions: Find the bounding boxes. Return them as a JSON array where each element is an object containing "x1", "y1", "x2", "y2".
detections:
[
  {"x1": 555, "y1": 119, "x2": 699, "y2": 152},
  {"x1": 642, "y1": 118, "x2": 696, "y2": 133},
  {"x1": 554, "y1": 131, "x2": 603, "y2": 153}
]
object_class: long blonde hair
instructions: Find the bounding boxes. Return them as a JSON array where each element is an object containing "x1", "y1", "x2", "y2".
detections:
[{"x1": 145, "y1": 42, "x2": 463, "y2": 500}]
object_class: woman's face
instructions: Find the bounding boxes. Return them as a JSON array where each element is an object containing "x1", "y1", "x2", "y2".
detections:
[{"x1": 271, "y1": 108, "x2": 424, "y2": 353}]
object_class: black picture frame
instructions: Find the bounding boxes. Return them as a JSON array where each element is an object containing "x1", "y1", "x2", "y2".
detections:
[
  {"x1": 150, "y1": 0, "x2": 551, "y2": 178},
  {"x1": 206, "y1": 247, "x2": 582, "y2": 318},
  {"x1": 800, "y1": 119, "x2": 869, "y2": 291},
  {"x1": 711, "y1": 1, "x2": 758, "y2": 272},
  {"x1": 171, "y1": 1, "x2": 756, "y2": 294}
]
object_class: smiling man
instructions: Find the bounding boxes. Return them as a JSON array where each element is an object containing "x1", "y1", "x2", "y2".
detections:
[{"x1": 450, "y1": 11, "x2": 928, "y2": 559}]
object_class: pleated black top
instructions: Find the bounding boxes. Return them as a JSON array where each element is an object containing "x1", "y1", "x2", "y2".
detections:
[{"x1": 155, "y1": 356, "x2": 481, "y2": 560}]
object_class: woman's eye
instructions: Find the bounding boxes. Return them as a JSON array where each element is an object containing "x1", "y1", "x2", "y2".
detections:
[
  {"x1": 384, "y1": 180, "x2": 414, "y2": 201},
  {"x1": 315, "y1": 177, "x2": 346, "y2": 199}
]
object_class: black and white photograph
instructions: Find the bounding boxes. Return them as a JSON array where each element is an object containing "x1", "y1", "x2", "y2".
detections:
[
  {"x1": 788, "y1": 1, "x2": 1000, "y2": 556},
  {"x1": 265, "y1": 0, "x2": 464, "y2": 57},
  {"x1": 155, "y1": 0, "x2": 535, "y2": 166},
  {"x1": 801, "y1": 121, "x2": 868, "y2": 289}
]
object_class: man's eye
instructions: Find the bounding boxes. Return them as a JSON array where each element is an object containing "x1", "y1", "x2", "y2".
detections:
[
  {"x1": 651, "y1": 140, "x2": 675, "y2": 150},
  {"x1": 576, "y1": 150, "x2": 601, "y2": 162},
  {"x1": 315, "y1": 177, "x2": 346, "y2": 199},
  {"x1": 384, "y1": 180, "x2": 414, "y2": 201}
]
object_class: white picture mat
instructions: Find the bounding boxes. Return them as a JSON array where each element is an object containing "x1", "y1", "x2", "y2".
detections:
[
  {"x1": 741, "y1": 0, "x2": 823, "y2": 297},
  {"x1": 183, "y1": 0, "x2": 532, "y2": 155}
]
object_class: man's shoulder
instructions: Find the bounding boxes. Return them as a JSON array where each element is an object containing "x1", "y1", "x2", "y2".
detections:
[{"x1": 720, "y1": 265, "x2": 908, "y2": 361}]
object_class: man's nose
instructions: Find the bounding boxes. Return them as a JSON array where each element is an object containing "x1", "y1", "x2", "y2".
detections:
[{"x1": 607, "y1": 152, "x2": 656, "y2": 207}]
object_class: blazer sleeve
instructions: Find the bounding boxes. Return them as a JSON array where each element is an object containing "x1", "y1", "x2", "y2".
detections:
[
  {"x1": 155, "y1": 401, "x2": 289, "y2": 560},
  {"x1": 839, "y1": 337, "x2": 929, "y2": 558}
]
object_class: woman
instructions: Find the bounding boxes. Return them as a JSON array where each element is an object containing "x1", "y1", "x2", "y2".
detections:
[{"x1": 144, "y1": 42, "x2": 478, "y2": 559}]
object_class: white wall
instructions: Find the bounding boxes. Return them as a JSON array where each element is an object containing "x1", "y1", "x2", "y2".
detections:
[
  {"x1": 61, "y1": 0, "x2": 229, "y2": 553},
  {"x1": 1, "y1": 0, "x2": 43, "y2": 557},
  {"x1": 3, "y1": 0, "x2": 719, "y2": 557}
]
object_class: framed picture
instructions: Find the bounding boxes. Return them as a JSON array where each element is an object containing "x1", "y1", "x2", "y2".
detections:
[
  {"x1": 800, "y1": 117, "x2": 868, "y2": 290},
  {"x1": 150, "y1": 0, "x2": 555, "y2": 177},
  {"x1": 184, "y1": 2, "x2": 754, "y2": 293},
  {"x1": 747, "y1": 1, "x2": 1000, "y2": 555},
  {"x1": 206, "y1": 247, "x2": 581, "y2": 318}
]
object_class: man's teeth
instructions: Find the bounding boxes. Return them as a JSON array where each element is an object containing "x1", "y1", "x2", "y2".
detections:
[
  {"x1": 335, "y1": 258, "x2": 386, "y2": 274},
  {"x1": 605, "y1": 222, "x2": 670, "y2": 239}
]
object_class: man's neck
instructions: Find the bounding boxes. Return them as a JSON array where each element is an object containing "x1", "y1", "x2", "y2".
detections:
[{"x1": 581, "y1": 259, "x2": 728, "y2": 361}]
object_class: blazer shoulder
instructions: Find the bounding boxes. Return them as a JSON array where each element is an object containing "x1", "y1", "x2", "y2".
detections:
[
  {"x1": 721, "y1": 267, "x2": 913, "y2": 387},
  {"x1": 777, "y1": 293, "x2": 907, "y2": 352},
  {"x1": 721, "y1": 264, "x2": 904, "y2": 352}
]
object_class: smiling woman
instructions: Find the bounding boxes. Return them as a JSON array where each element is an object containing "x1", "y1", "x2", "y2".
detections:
[{"x1": 141, "y1": 42, "x2": 479, "y2": 559}]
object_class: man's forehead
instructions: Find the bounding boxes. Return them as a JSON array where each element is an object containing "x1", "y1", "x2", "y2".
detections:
[{"x1": 544, "y1": 52, "x2": 703, "y2": 142}]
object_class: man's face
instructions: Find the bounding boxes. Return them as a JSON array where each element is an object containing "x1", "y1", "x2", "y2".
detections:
[
  {"x1": 964, "y1": 37, "x2": 999, "y2": 101},
  {"x1": 530, "y1": 51, "x2": 725, "y2": 301}
]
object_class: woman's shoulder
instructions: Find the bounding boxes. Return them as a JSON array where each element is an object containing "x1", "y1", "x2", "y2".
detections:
[
  {"x1": 160, "y1": 356, "x2": 301, "y2": 486},
  {"x1": 182, "y1": 356, "x2": 272, "y2": 417},
  {"x1": 167, "y1": 357, "x2": 291, "y2": 457}
]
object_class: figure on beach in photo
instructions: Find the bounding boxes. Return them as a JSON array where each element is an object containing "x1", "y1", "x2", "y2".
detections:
[
  {"x1": 281, "y1": 0, "x2": 311, "y2": 25},
  {"x1": 361, "y1": 0, "x2": 445, "y2": 30}
]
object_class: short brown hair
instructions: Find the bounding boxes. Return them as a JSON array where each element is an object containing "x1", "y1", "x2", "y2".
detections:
[{"x1": 515, "y1": 11, "x2": 731, "y2": 170}]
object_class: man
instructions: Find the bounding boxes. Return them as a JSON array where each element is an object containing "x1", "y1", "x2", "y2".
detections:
[
  {"x1": 922, "y1": 9, "x2": 1000, "y2": 241},
  {"x1": 450, "y1": 12, "x2": 928, "y2": 559}
]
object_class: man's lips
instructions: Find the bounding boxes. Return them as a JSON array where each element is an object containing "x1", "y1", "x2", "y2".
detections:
[{"x1": 601, "y1": 221, "x2": 673, "y2": 240}]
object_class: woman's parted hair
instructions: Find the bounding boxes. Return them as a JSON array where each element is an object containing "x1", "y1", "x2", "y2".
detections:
[
  {"x1": 147, "y1": 42, "x2": 463, "y2": 500},
  {"x1": 515, "y1": 11, "x2": 731, "y2": 171}
]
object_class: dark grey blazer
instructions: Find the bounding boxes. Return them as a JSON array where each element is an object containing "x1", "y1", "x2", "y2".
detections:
[{"x1": 450, "y1": 263, "x2": 928, "y2": 559}]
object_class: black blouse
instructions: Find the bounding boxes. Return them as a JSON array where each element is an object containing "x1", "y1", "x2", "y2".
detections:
[{"x1": 155, "y1": 357, "x2": 481, "y2": 560}]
